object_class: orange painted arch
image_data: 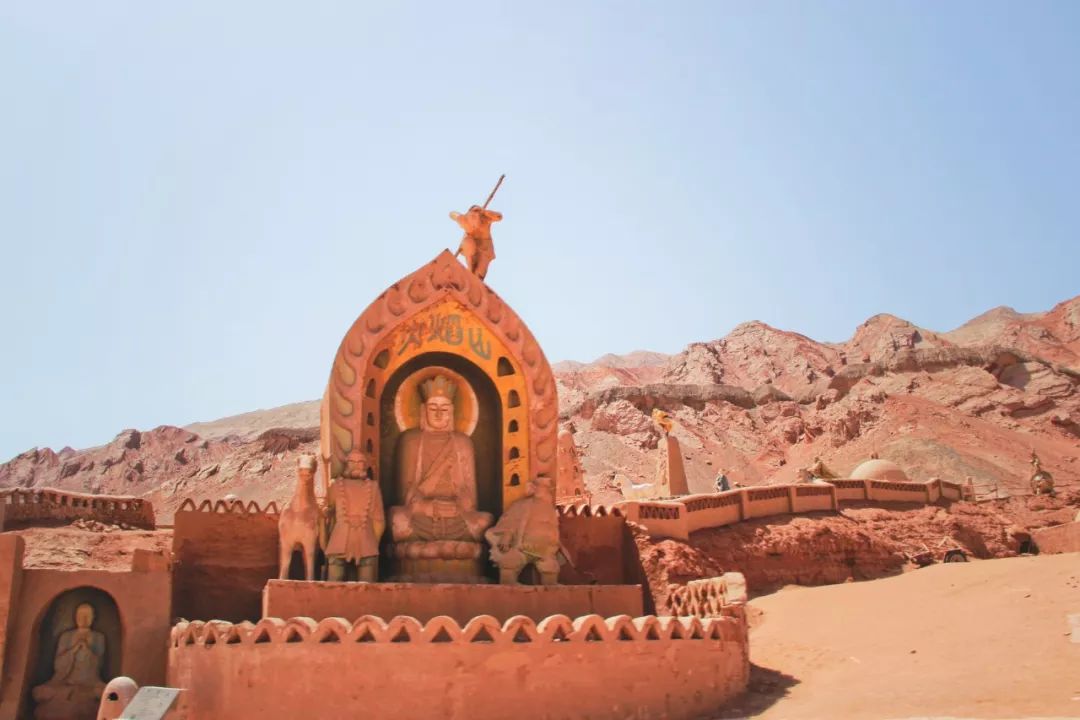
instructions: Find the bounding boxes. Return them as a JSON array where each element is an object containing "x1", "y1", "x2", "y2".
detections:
[{"x1": 321, "y1": 250, "x2": 558, "y2": 511}]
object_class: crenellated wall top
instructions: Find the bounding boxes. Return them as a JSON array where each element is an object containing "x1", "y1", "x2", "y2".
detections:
[
  {"x1": 170, "y1": 612, "x2": 737, "y2": 649},
  {"x1": 176, "y1": 498, "x2": 280, "y2": 515},
  {"x1": 555, "y1": 503, "x2": 623, "y2": 518},
  {"x1": 0, "y1": 487, "x2": 149, "y2": 508}
]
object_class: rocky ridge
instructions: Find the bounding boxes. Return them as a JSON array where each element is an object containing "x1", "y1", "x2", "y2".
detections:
[{"x1": 2, "y1": 295, "x2": 1078, "y2": 522}]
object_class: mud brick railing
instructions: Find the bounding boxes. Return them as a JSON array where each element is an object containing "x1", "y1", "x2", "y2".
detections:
[
  {"x1": 0, "y1": 487, "x2": 155, "y2": 530},
  {"x1": 619, "y1": 477, "x2": 975, "y2": 541}
]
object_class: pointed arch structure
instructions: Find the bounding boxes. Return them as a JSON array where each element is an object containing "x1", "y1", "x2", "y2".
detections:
[{"x1": 322, "y1": 250, "x2": 558, "y2": 511}]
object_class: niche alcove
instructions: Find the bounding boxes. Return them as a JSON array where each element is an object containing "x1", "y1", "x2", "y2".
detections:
[{"x1": 26, "y1": 586, "x2": 121, "y2": 720}]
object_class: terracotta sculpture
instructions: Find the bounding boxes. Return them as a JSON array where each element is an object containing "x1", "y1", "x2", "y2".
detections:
[
  {"x1": 449, "y1": 175, "x2": 505, "y2": 281},
  {"x1": 807, "y1": 456, "x2": 839, "y2": 480},
  {"x1": 391, "y1": 375, "x2": 492, "y2": 544},
  {"x1": 1030, "y1": 451, "x2": 1055, "y2": 496},
  {"x1": 451, "y1": 206, "x2": 502, "y2": 281},
  {"x1": 652, "y1": 409, "x2": 688, "y2": 496},
  {"x1": 32, "y1": 603, "x2": 107, "y2": 720},
  {"x1": 485, "y1": 475, "x2": 560, "y2": 585},
  {"x1": 324, "y1": 450, "x2": 385, "y2": 582},
  {"x1": 278, "y1": 455, "x2": 321, "y2": 581},
  {"x1": 652, "y1": 409, "x2": 674, "y2": 434}
]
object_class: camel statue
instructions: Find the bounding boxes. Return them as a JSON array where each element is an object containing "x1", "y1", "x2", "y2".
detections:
[
  {"x1": 278, "y1": 454, "x2": 322, "y2": 580},
  {"x1": 1029, "y1": 451, "x2": 1055, "y2": 496}
]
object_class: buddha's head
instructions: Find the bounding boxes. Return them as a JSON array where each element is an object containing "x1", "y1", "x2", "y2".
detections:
[
  {"x1": 419, "y1": 375, "x2": 457, "y2": 432},
  {"x1": 344, "y1": 450, "x2": 369, "y2": 480},
  {"x1": 74, "y1": 603, "x2": 95, "y2": 629}
]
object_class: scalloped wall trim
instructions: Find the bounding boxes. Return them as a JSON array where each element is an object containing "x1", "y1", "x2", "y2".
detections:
[{"x1": 170, "y1": 613, "x2": 743, "y2": 648}]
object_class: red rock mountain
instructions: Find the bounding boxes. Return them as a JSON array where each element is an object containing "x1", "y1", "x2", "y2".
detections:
[{"x1": 3, "y1": 295, "x2": 1078, "y2": 519}]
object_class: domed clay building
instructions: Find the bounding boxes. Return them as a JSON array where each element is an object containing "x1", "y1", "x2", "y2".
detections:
[{"x1": 850, "y1": 458, "x2": 911, "y2": 483}]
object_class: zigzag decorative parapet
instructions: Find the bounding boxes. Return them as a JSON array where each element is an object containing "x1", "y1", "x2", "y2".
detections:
[
  {"x1": 170, "y1": 613, "x2": 744, "y2": 649},
  {"x1": 668, "y1": 573, "x2": 748, "y2": 621},
  {"x1": 0, "y1": 487, "x2": 155, "y2": 529},
  {"x1": 555, "y1": 503, "x2": 624, "y2": 518},
  {"x1": 176, "y1": 498, "x2": 280, "y2": 515}
]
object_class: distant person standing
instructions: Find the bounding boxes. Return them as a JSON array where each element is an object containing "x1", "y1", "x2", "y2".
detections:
[{"x1": 715, "y1": 472, "x2": 731, "y2": 492}]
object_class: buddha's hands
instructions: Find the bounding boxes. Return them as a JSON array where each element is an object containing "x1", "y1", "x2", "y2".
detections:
[{"x1": 432, "y1": 499, "x2": 459, "y2": 519}]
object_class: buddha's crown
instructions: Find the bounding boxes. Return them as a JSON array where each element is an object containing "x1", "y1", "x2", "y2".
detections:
[{"x1": 419, "y1": 374, "x2": 457, "y2": 402}]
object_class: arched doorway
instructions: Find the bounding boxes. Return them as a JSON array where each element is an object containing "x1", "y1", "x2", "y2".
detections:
[{"x1": 27, "y1": 587, "x2": 121, "y2": 720}]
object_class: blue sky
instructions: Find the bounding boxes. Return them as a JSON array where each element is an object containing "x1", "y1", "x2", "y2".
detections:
[{"x1": 1, "y1": 2, "x2": 1078, "y2": 459}]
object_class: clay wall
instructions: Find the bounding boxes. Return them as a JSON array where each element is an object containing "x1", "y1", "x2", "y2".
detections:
[
  {"x1": 168, "y1": 612, "x2": 749, "y2": 720},
  {"x1": 743, "y1": 486, "x2": 791, "y2": 520},
  {"x1": 558, "y1": 513, "x2": 629, "y2": 584},
  {"x1": 171, "y1": 500, "x2": 279, "y2": 623},
  {"x1": 684, "y1": 492, "x2": 743, "y2": 534},
  {"x1": 866, "y1": 480, "x2": 931, "y2": 504},
  {"x1": 0, "y1": 552, "x2": 172, "y2": 720},
  {"x1": 792, "y1": 484, "x2": 837, "y2": 512},
  {"x1": 0, "y1": 488, "x2": 155, "y2": 531},
  {"x1": 1031, "y1": 521, "x2": 1080, "y2": 554},
  {"x1": 829, "y1": 479, "x2": 869, "y2": 501},
  {"x1": 0, "y1": 536, "x2": 24, "y2": 687},
  {"x1": 263, "y1": 581, "x2": 642, "y2": 624},
  {"x1": 939, "y1": 480, "x2": 965, "y2": 501},
  {"x1": 620, "y1": 501, "x2": 688, "y2": 540},
  {"x1": 622, "y1": 479, "x2": 976, "y2": 540}
]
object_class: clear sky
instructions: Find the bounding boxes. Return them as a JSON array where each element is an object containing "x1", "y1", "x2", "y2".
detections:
[{"x1": 1, "y1": 2, "x2": 1078, "y2": 460}]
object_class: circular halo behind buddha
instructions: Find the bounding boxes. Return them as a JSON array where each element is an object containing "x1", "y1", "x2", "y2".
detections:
[{"x1": 393, "y1": 365, "x2": 479, "y2": 435}]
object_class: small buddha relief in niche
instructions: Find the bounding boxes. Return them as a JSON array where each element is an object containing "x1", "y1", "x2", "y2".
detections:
[{"x1": 32, "y1": 602, "x2": 107, "y2": 720}]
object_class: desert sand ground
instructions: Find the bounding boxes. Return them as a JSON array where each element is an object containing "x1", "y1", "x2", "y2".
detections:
[{"x1": 724, "y1": 553, "x2": 1080, "y2": 719}]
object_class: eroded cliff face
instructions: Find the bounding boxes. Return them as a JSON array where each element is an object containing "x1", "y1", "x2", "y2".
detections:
[
  {"x1": 2, "y1": 297, "x2": 1078, "y2": 523},
  {"x1": 567, "y1": 297, "x2": 1080, "y2": 504},
  {"x1": 635, "y1": 493, "x2": 1077, "y2": 611}
]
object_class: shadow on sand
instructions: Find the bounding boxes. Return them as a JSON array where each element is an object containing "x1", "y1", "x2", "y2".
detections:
[{"x1": 710, "y1": 663, "x2": 800, "y2": 719}]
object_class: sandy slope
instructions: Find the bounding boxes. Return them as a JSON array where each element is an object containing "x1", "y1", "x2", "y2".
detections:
[{"x1": 728, "y1": 553, "x2": 1080, "y2": 719}]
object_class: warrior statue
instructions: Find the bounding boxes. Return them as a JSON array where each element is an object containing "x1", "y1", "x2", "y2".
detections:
[
  {"x1": 452, "y1": 174, "x2": 504, "y2": 281},
  {"x1": 324, "y1": 450, "x2": 385, "y2": 582}
]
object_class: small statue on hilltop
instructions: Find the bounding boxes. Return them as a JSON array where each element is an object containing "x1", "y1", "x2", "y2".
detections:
[
  {"x1": 324, "y1": 450, "x2": 385, "y2": 582},
  {"x1": 485, "y1": 475, "x2": 560, "y2": 585},
  {"x1": 652, "y1": 408, "x2": 674, "y2": 434},
  {"x1": 452, "y1": 174, "x2": 504, "y2": 281},
  {"x1": 807, "y1": 456, "x2": 839, "y2": 481},
  {"x1": 33, "y1": 603, "x2": 107, "y2": 720},
  {"x1": 1029, "y1": 451, "x2": 1055, "y2": 496},
  {"x1": 278, "y1": 455, "x2": 322, "y2": 581}
]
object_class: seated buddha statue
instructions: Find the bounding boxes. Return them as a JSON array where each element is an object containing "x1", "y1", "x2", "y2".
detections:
[
  {"x1": 390, "y1": 374, "x2": 493, "y2": 581},
  {"x1": 32, "y1": 603, "x2": 107, "y2": 720}
]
